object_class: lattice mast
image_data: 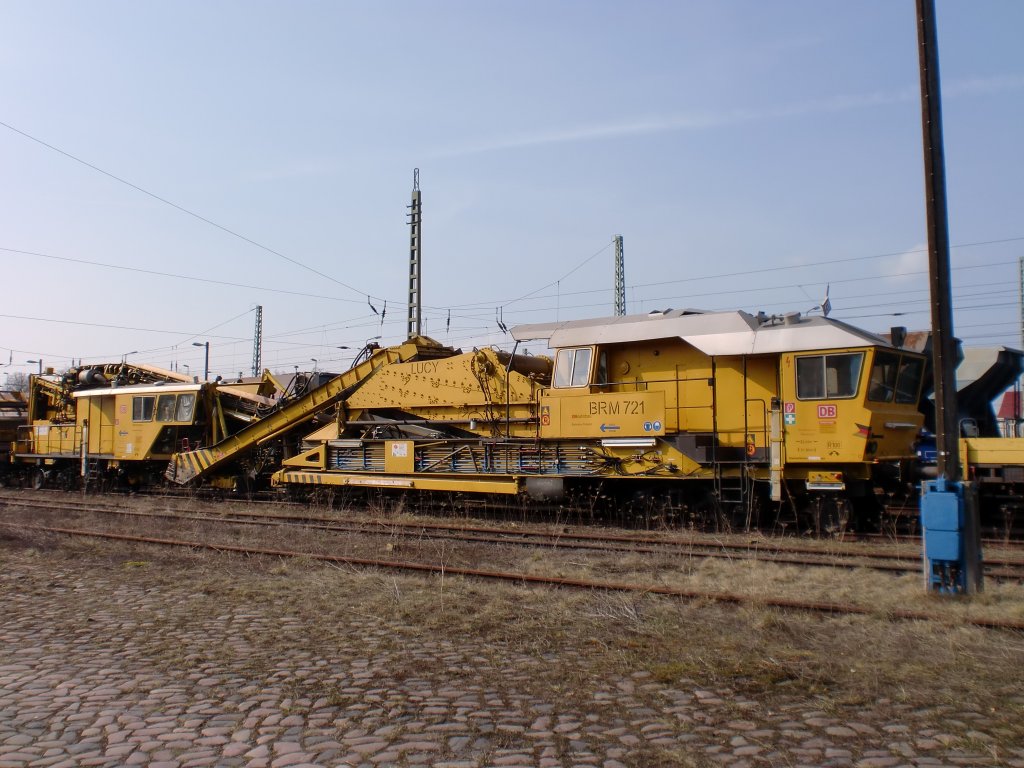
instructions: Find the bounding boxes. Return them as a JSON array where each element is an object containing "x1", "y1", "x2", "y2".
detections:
[
  {"x1": 407, "y1": 169, "x2": 422, "y2": 338},
  {"x1": 252, "y1": 305, "x2": 263, "y2": 376},
  {"x1": 613, "y1": 235, "x2": 625, "y2": 316}
]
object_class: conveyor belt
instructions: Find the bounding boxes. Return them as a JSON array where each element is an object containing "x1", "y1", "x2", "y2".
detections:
[{"x1": 166, "y1": 345, "x2": 412, "y2": 484}]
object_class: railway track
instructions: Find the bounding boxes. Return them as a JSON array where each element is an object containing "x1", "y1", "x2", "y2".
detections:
[
  {"x1": 11, "y1": 485, "x2": 1024, "y2": 546},
  {"x1": 856, "y1": 530, "x2": 1024, "y2": 550},
  {"x1": 3, "y1": 516, "x2": 1022, "y2": 632},
  {"x1": 3, "y1": 493, "x2": 1024, "y2": 580}
]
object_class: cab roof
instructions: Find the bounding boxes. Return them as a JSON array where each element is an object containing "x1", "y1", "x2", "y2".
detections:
[
  {"x1": 511, "y1": 309, "x2": 901, "y2": 356},
  {"x1": 73, "y1": 383, "x2": 203, "y2": 398}
]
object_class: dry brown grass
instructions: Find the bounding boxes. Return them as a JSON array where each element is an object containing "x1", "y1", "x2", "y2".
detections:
[
  {"x1": 2, "y1": 493, "x2": 1024, "y2": 744},
  {"x1": 6, "y1": 495, "x2": 1024, "y2": 624}
]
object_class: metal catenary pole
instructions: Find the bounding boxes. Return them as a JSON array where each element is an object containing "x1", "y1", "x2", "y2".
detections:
[{"x1": 916, "y1": 0, "x2": 982, "y2": 593}]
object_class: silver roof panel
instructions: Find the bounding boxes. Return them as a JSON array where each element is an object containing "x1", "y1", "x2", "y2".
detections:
[
  {"x1": 74, "y1": 383, "x2": 203, "y2": 398},
  {"x1": 511, "y1": 310, "x2": 897, "y2": 355}
]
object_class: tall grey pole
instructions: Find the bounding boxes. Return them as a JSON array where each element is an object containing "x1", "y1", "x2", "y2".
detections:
[
  {"x1": 252, "y1": 305, "x2": 263, "y2": 377},
  {"x1": 1018, "y1": 256, "x2": 1023, "y2": 350},
  {"x1": 916, "y1": 0, "x2": 982, "y2": 593},
  {"x1": 407, "y1": 169, "x2": 422, "y2": 338},
  {"x1": 916, "y1": 0, "x2": 958, "y2": 482},
  {"x1": 613, "y1": 235, "x2": 625, "y2": 316}
]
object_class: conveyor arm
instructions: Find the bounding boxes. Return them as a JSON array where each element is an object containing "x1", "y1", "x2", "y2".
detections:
[{"x1": 166, "y1": 346, "x2": 409, "y2": 485}]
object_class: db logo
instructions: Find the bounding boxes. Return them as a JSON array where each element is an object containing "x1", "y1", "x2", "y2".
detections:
[{"x1": 817, "y1": 404, "x2": 837, "y2": 419}]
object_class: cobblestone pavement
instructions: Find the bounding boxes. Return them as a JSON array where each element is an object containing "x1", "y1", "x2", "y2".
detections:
[{"x1": 1, "y1": 546, "x2": 1022, "y2": 768}]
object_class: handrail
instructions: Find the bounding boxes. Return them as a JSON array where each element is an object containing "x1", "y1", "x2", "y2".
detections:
[{"x1": 14, "y1": 423, "x2": 82, "y2": 456}]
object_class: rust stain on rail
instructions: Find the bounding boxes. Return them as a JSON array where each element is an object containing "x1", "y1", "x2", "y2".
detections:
[{"x1": 17, "y1": 524, "x2": 1024, "y2": 632}]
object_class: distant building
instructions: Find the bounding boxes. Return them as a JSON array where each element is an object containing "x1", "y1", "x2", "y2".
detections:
[{"x1": 997, "y1": 389, "x2": 1023, "y2": 437}]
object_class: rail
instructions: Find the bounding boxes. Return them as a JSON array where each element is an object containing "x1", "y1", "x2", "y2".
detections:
[{"x1": 7, "y1": 519, "x2": 1021, "y2": 630}]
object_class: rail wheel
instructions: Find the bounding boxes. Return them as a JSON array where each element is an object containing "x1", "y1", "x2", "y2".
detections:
[
  {"x1": 850, "y1": 495, "x2": 883, "y2": 533},
  {"x1": 810, "y1": 496, "x2": 851, "y2": 536},
  {"x1": 692, "y1": 491, "x2": 729, "y2": 532},
  {"x1": 58, "y1": 468, "x2": 80, "y2": 491},
  {"x1": 231, "y1": 474, "x2": 254, "y2": 499},
  {"x1": 31, "y1": 468, "x2": 46, "y2": 490}
]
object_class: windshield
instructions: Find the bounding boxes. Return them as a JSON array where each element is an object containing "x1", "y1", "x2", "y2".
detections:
[
  {"x1": 796, "y1": 352, "x2": 863, "y2": 399},
  {"x1": 869, "y1": 351, "x2": 924, "y2": 404}
]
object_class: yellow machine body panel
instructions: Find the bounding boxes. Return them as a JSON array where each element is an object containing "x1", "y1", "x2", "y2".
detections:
[
  {"x1": 958, "y1": 436, "x2": 1024, "y2": 506},
  {"x1": 961, "y1": 436, "x2": 1024, "y2": 468},
  {"x1": 539, "y1": 391, "x2": 665, "y2": 439},
  {"x1": 540, "y1": 341, "x2": 780, "y2": 452},
  {"x1": 342, "y1": 347, "x2": 546, "y2": 437},
  {"x1": 85, "y1": 396, "x2": 117, "y2": 456},
  {"x1": 779, "y1": 347, "x2": 924, "y2": 464},
  {"x1": 712, "y1": 356, "x2": 777, "y2": 451},
  {"x1": 384, "y1": 440, "x2": 415, "y2": 473},
  {"x1": 25, "y1": 422, "x2": 78, "y2": 457},
  {"x1": 587, "y1": 340, "x2": 709, "y2": 433},
  {"x1": 273, "y1": 468, "x2": 522, "y2": 495}
]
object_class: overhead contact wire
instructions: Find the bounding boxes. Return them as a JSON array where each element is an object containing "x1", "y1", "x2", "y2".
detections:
[{"x1": 0, "y1": 120, "x2": 381, "y2": 302}]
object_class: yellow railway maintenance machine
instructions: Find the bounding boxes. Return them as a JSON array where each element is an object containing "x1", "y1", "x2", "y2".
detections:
[
  {"x1": 13, "y1": 362, "x2": 279, "y2": 490},
  {"x1": 169, "y1": 309, "x2": 926, "y2": 531},
  {"x1": 508, "y1": 308, "x2": 925, "y2": 529}
]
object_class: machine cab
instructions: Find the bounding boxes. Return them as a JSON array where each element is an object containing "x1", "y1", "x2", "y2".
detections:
[
  {"x1": 76, "y1": 384, "x2": 203, "y2": 460},
  {"x1": 782, "y1": 346, "x2": 925, "y2": 463}
]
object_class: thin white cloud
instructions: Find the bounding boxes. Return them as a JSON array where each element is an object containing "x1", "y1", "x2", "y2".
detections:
[
  {"x1": 881, "y1": 243, "x2": 928, "y2": 281},
  {"x1": 434, "y1": 74, "x2": 1024, "y2": 158},
  {"x1": 944, "y1": 73, "x2": 1024, "y2": 97}
]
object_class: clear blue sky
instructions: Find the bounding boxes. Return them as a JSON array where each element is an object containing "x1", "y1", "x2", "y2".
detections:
[{"x1": 2, "y1": 1, "x2": 1022, "y2": 379}]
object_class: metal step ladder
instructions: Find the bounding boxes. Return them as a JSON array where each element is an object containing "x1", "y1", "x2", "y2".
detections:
[
  {"x1": 713, "y1": 460, "x2": 758, "y2": 530},
  {"x1": 715, "y1": 464, "x2": 746, "y2": 508}
]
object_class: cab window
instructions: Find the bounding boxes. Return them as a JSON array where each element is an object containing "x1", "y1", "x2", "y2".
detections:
[
  {"x1": 553, "y1": 348, "x2": 593, "y2": 388},
  {"x1": 895, "y1": 357, "x2": 924, "y2": 404},
  {"x1": 868, "y1": 351, "x2": 898, "y2": 402},
  {"x1": 175, "y1": 393, "x2": 196, "y2": 421},
  {"x1": 132, "y1": 396, "x2": 155, "y2": 422},
  {"x1": 156, "y1": 394, "x2": 177, "y2": 422},
  {"x1": 796, "y1": 353, "x2": 863, "y2": 400},
  {"x1": 869, "y1": 351, "x2": 924, "y2": 404}
]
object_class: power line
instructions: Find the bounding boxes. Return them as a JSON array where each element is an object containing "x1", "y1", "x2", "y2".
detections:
[
  {"x1": 620, "y1": 237, "x2": 1024, "y2": 293},
  {"x1": 0, "y1": 312, "x2": 253, "y2": 340},
  {"x1": 842, "y1": 302, "x2": 1021, "y2": 321},
  {"x1": 5, "y1": 112, "x2": 1022, "y2": 322},
  {"x1": 0, "y1": 120, "x2": 379, "y2": 301},
  {"x1": 444, "y1": 239, "x2": 1024, "y2": 311},
  {"x1": 3, "y1": 242, "x2": 1018, "y2": 330},
  {"x1": 0, "y1": 246, "x2": 367, "y2": 305},
  {"x1": 467, "y1": 258, "x2": 1019, "y2": 309},
  {"x1": 435, "y1": 266, "x2": 1020, "y2": 325},
  {"x1": 498, "y1": 241, "x2": 615, "y2": 309}
]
